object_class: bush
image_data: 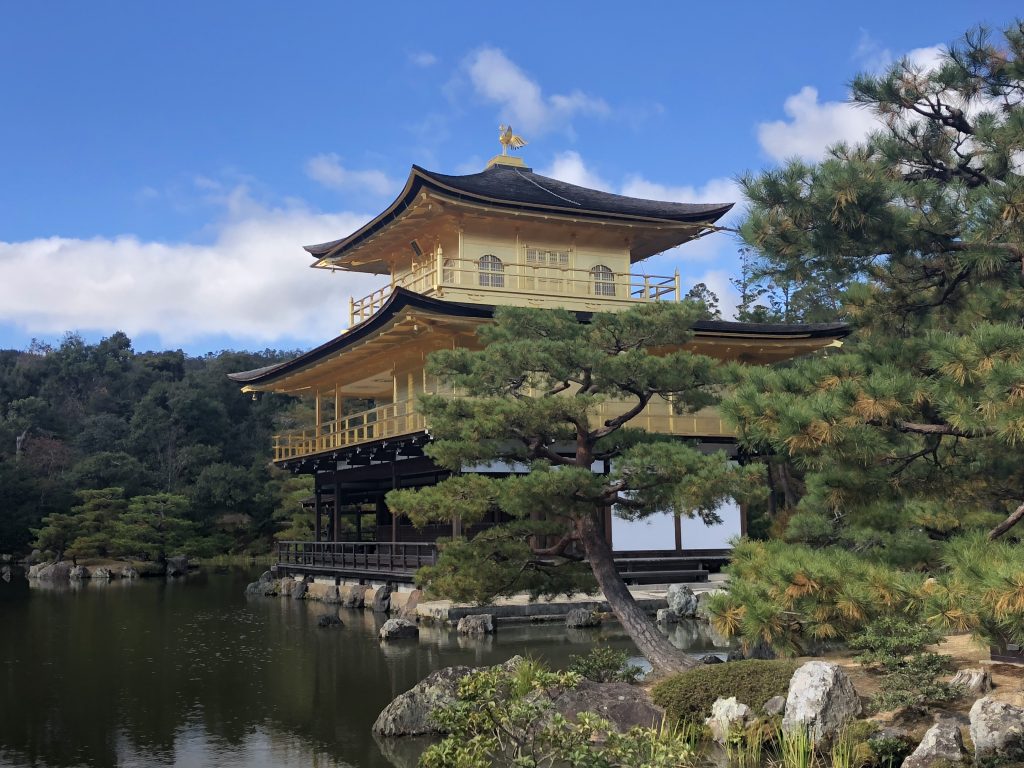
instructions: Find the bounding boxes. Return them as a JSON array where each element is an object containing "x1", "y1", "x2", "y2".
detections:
[
  {"x1": 849, "y1": 616, "x2": 958, "y2": 712},
  {"x1": 567, "y1": 645, "x2": 643, "y2": 683},
  {"x1": 651, "y1": 659, "x2": 798, "y2": 725}
]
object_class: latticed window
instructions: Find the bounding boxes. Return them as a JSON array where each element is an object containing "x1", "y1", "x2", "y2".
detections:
[
  {"x1": 478, "y1": 254, "x2": 504, "y2": 287},
  {"x1": 525, "y1": 248, "x2": 570, "y2": 265},
  {"x1": 442, "y1": 258, "x2": 455, "y2": 284},
  {"x1": 591, "y1": 264, "x2": 615, "y2": 296}
]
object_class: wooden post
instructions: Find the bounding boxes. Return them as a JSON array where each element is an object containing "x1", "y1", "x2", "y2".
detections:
[
  {"x1": 315, "y1": 388, "x2": 322, "y2": 451},
  {"x1": 333, "y1": 477, "x2": 341, "y2": 543},
  {"x1": 674, "y1": 269, "x2": 681, "y2": 302},
  {"x1": 314, "y1": 486, "x2": 322, "y2": 543},
  {"x1": 674, "y1": 513, "x2": 682, "y2": 552}
]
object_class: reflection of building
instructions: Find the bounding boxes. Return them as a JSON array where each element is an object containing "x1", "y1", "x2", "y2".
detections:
[{"x1": 230, "y1": 141, "x2": 848, "y2": 583}]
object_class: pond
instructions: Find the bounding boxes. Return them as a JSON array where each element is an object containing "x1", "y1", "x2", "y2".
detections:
[{"x1": 0, "y1": 568, "x2": 728, "y2": 768}]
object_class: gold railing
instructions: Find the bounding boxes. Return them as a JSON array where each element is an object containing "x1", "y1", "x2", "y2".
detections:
[
  {"x1": 272, "y1": 396, "x2": 733, "y2": 463},
  {"x1": 272, "y1": 400, "x2": 425, "y2": 462},
  {"x1": 348, "y1": 258, "x2": 679, "y2": 327}
]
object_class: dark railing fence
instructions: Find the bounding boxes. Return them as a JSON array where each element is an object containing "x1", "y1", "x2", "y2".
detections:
[{"x1": 277, "y1": 540, "x2": 438, "y2": 573}]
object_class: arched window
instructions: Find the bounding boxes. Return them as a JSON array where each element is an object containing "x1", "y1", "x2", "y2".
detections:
[
  {"x1": 591, "y1": 264, "x2": 615, "y2": 296},
  {"x1": 442, "y1": 258, "x2": 455, "y2": 285},
  {"x1": 478, "y1": 254, "x2": 504, "y2": 288}
]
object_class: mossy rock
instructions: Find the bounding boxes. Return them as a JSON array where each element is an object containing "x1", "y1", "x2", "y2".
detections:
[{"x1": 651, "y1": 659, "x2": 798, "y2": 725}]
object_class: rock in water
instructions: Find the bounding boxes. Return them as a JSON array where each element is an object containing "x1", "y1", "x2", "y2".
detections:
[
  {"x1": 91, "y1": 567, "x2": 113, "y2": 580},
  {"x1": 373, "y1": 665, "x2": 474, "y2": 736},
  {"x1": 318, "y1": 614, "x2": 343, "y2": 628},
  {"x1": 903, "y1": 719, "x2": 967, "y2": 768},
  {"x1": 565, "y1": 608, "x2": 600, "y2": 628},
  {"x1": 69, "y1": 565, "x2": 90, "y2": 580},
  {"x1": 292, "y1": 579, "x2": 309, "y2": 600},
  {"x1": 278, "y1": 577, "x2": 296, "y2": 596},
  {"x1": 706, "y1": 696, "x2": 754, "y2": 743},
  {"x1": 165, "y1": 556, "x2": 189, "y2": 577},
  {"x1": 369, "y1": 585, "x2": 390, "y2": 613},
  {"x1": 666, "y1": 584, "x2": 698, "y2": 618},
  {"x1": 1, "y1": 565, "x2": 11, "y2": 582},
  {"x1": 949, "y1": 667, "x2": 992, "y2": 697},
  {"x1": 456, "y1": 614, "x2": 494, "y2": 635},
  {"x1": 656, "y1": 608, "x2": 678, "y2": 625},
  {"x1": 782, "y1": 661, "x2": 861, "y2": 747},
  {"x1": 120, "y1": 567, "x2": 139, "y2": 579},
  {"x1": 340, "y1": 585, "x2": 364, "y2": 608},
  {"x1": 379, "y1": 618, "x2": 419, "y2": 641},
  {"x1": 969, "y1": 696, "x2": 1024, "y2": 762},
  {"x1": 695, "y1": 589, "x2": 726, "y2": 621},
  {"x1": 321, "y1": 585, "x2": 341, "y2": 604},
  {"x1": 700, "y1": 654, "x2": 724, "y2": 665}
]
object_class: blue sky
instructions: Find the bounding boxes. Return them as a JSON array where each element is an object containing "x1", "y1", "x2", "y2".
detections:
[{"x1": 0, "y1": 2, "x2": 1013, "y2": 354}]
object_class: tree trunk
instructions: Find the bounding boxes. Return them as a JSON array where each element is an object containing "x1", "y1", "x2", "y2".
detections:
[
  {"x1": 578, "y1": 513, "x2": 698, "y2": 675},
  {"x1": 988, "y1": 502, "x2": 1024, "y2": 540}
]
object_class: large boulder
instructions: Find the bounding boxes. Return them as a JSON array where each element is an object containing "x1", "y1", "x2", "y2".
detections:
[
  {"x1": 165, "y1": 556, "x2": 189, "y2": 577},
  {"x1": 666, "y1": 584, "x2": 698, "y2": 618},
  {"x1": 379, "y1": 618, "x2": 419, "y2": 641},
  {"x1": 457, "y1": 614, "x2": 495, "y2": 635},
  {"x1": 90, "y1": 567, "x2": 113, "y2": 580},
  {"x1": 782, "y1": 661, "x2": 862, "y2": 747},
  {"x1": 969, "y1": 696, "x2": 1024, "y2": 762},
  {"x1": 30, "y1": 561, "x2": 71, "y2": 581},
  {"x1": 949, "y1": 667, "x2": 992, "y2": 697},
  {"x1": 656, "y1": 608, "x2": 678, "y2": 625},
  {"x1": 292, "y1": 578, "x2": 309, "y2": 600},
  {"x1": 374, "y1": 664, "x2": 474, "y2": 736},
  {"x1": 340, "y1": 585, "x2": 364, "y2": 608},
  {"x1": 245, "y1": 570, "x2": 276, "y2": 596},
  {"x1": 69, "y1": 565, "x2": 90, "y2": 580},
  {"x1": 321, "y1": 585, "x2": 341, "y2": 604},
  {"x1": 278, "y1": 577, "x2": 296, "y2": 596},
  {"x1": 0, "y1": 565, "x2": 11, "y2": 582},
  {"x1": 120, "y1": 566, "x2": 139, "y2": 579},
  {"x1": 566, "y1": 608, "x2": 601, "y2": 628},
  {"x1": 763, "y1": 695, "x2": 786, "y2": 717},
  {"x1": 549, "y1": 679, "x2": 664, "y2": 732},
  {"x1": 902, "y1": 719, "x2": 967, "y2": 768},
  {"x1": 705, "y1": 696, "x2": 754, "y2": 743},
  {"x1": 369, "y1": 585, "x2": 391, "y2": 613}
]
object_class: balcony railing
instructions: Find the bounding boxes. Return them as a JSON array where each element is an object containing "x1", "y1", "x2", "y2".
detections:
[
  {"x1": 349, "y1": 258, "x2": 680, "y2": 327},
  {"x1": 272, "y1": 400, "x2": 425, "y2": 462},
  {"x1": 271, "y1": 396, "x2": 733, "y2": 463},
  {"x1": 276, "y1": 541, "x2": 438, "y2": 576}
]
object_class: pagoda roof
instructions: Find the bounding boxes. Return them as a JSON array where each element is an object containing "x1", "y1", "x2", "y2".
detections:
[
  {"x1": 304, "y1": 164, "x2": 734, "y2": 263},
  {"x1": 228, "y1": 288, "x2": 850, "y2": 388}
]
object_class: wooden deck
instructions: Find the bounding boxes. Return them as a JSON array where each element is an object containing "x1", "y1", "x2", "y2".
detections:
[{"x1": 275, "y1": 541, "x2": 729, "y2": 585}]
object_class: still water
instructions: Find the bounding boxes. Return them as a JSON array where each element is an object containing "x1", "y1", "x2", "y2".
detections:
[{"x1": 0, "y1": 568, "x2": 726, "y2": 768}]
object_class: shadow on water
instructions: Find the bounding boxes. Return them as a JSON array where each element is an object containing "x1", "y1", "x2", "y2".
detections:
[{"x1": 0, "y1": 570, "x2": 729, "y2": 768}]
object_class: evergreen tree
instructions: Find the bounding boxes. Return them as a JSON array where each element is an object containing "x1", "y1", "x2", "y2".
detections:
[
  {"x1": 715, "y1": 21, "x2": 1024, "y2": 652},
  {"x1": 387, "y1": 303, "x2": 761, "y2": 673},
  {"x1": 111, "y1": 493, "x2": 195, "y2": 562}
]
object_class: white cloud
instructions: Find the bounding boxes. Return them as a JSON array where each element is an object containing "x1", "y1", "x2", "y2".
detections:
[
  {"x1": 465, "y1": 48, "x2": 609, "y2": 134},
  {"x1": 538, "y1": 151, "x2": 612, "y2": 190},
  {"x1": 757, "y1": 86, "x2": 878, "y2": 162},
  {"x1": 304, "y1": 153, "x2": 397, "y2": 196},
  {"x1": 0, "y1": 191, "x2": 385, "y2": 347},
  {"x1": 409, "y1": 51, "x2": 437, "y2": 68},
  {"x1": 757, "y1": 42, "x2": 947, "y2": 163}
]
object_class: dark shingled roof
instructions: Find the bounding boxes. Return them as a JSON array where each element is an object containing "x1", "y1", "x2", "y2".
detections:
[
  {"x1": 304, "y1": 164, "x2": 734, "y2": 260},
  {"x1": 228, "y1": 288, "x2": 850, "y2": 387}
]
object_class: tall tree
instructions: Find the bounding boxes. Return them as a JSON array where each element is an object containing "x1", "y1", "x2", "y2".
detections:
[
  {"x1": 723, "y1": 23, "x2": 1024, "y2": 546},
  {"x1": 387, "y1": 304, "x2": 760, "y2": 673}
]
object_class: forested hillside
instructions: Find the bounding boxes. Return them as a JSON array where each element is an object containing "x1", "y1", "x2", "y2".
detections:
[{"x1": 0, "y1": 332, "x2": 311, "y2": 557}]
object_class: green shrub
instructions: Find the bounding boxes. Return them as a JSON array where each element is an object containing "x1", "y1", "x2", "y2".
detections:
[
  {"x1": 567, "y1": 645, "x2": 643, "y2": 683},
  {"x1": 651, "y1": 659, "x2": 798, "y2": 725},
  {"x1": 849, "y1": 616, "x2": 958, "y2": 712}
]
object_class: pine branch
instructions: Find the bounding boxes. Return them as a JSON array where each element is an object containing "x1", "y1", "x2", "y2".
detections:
[{"x1": 988, "y1": 502, "x2": 1024, "y2": 540}]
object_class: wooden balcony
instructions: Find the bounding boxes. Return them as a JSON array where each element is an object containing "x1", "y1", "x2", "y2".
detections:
[
  {"x1": 349, "y1": 258, "x2": 680, "y2": 327},
  {"x1": 271, "y1": 397, "x2": 734, "y2": 463}
]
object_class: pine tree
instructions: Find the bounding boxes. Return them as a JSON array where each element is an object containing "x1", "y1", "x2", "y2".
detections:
[
  {"x1": 713, "y1": 21, "x2": 1024, "y2": 653},
  {"x1": 386, "y1": 303, "x2": 761, "y2": 673}
]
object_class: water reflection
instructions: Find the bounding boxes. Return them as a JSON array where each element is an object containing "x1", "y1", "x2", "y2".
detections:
[{"x1": 0, "y1": 572, "x2": 731, "y2": 768}]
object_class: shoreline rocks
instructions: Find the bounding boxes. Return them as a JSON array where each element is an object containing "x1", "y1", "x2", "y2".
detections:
[
  {"x1": 565, "y1": 608, "x2": 601, "y2": 628},
  {"x1": 456, "y1": 614, "x2": 494, "y2": 635},
  {"x1": 782, "y1": 661, "x2": 861, "y2": 747},
  {"x1": 379, "y1": 618, "x2": 419, "y2": 641}
]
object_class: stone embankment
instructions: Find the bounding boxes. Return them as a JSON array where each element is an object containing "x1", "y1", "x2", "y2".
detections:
[{"x1": 26, "y1": 557, "x2": 190, "y2": 581}]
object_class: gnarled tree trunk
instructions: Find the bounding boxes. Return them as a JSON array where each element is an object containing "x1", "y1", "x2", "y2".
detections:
[{"x1": 578, "y1": 514, "x2": 697, "y2": 675}]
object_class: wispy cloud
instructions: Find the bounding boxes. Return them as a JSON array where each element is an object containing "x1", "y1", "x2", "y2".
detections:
[
  {"x1": 465, "y1": 48, "x2": 610, "y2": 135},
  {"x1": 304, "y1": 153, "x2": 397, "y2": 196},
  {"x1": 409, "y1": 51, "x2": 438, "y2": 68}
]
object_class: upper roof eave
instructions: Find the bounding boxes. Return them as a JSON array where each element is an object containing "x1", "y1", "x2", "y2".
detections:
[{"x1": 304, "y1": 164, "x2": 734, "y2": 263}]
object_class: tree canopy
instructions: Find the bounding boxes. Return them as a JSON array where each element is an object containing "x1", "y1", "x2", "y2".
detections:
[{"x1": 387, "y1": 302, "x2": 762, "y2": 672}]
